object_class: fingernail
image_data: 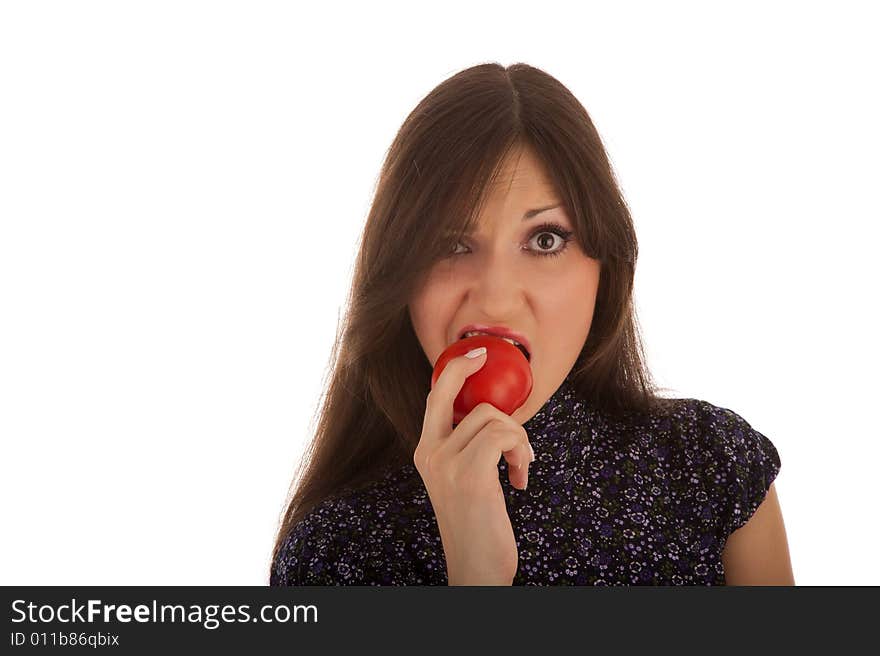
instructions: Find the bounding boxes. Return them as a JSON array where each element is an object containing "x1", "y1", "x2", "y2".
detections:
[
  {"x1": 465, "y1": 347, "x2": 487, "y2": 359},
  {"x1": 528, "y1": 443, "x2": 535, "y2": 462}
]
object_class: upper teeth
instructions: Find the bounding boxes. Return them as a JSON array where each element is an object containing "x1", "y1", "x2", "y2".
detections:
[{"x1": 461, "y1": 330, "x2": 524, "y2": 349}]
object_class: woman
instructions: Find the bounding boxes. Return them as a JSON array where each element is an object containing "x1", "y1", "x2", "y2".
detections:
[{"x1": 269, "y1": 62, "x2": 794, "y2": 586}]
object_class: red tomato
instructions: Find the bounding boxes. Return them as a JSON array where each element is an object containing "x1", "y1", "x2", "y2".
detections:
[{"x1": 431, "y1": 334, "x2": 533, "y2": 425}]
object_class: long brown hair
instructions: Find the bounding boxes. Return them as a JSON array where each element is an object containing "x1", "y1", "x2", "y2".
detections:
[{"x1": 269, "y1": 62, "x2": 675, "y2": 577}]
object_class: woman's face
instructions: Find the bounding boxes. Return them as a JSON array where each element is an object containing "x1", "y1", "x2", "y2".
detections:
[{"x1": 408, "y1": 145, "x2": 601, "y2": 425}]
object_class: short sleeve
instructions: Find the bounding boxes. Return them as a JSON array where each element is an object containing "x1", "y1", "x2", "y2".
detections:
[
  {"x1": 270, "y1": 495, "x2": 426, "y2": 586},
  {"x1": 270, "y1": 499, "x2": 376, "y2": 586},
  {"x1": 696, "y1": 401, "x2": 782, "y2": 542},
  {"x1": 270, "y1": 513, "x2": 334, "y2": 586}
]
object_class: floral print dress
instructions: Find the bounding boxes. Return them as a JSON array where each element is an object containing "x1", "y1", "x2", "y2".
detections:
[{"x1": 271, "y1": 372, "x2": 781, "y2": 586}]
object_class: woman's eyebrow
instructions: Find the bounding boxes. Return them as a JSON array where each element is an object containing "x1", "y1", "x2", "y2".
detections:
[
  {"x1": 448, "y1": 203, "x2": 566, "y2": 237},
  {"x1": 523, "y1": 203, "x2": 563, "y2": 220}
]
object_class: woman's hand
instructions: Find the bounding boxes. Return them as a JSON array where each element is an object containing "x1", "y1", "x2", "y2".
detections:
[{"x1": 413, "y1": 347, "x2": 535, "y2": 586}]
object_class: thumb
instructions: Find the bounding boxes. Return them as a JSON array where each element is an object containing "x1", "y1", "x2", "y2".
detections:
[{"x1": 463, "y1": 345, "x2": 487, "y2": 361}]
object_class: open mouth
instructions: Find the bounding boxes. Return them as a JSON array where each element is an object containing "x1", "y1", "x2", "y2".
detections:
[{"x1": 459, "y1": 330, "x2": 531, "y2": 361}]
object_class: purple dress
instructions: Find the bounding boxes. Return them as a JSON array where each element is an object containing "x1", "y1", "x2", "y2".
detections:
[{"x1": 271, "y1": 372, "x2": 780, "y2": 585}]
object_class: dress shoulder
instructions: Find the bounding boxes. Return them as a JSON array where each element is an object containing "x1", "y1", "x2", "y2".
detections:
[
  {"x1": 684, "y1": 399, "x2": 782, "y2": 541},
  {"x1": 270, "y1": 466, "x2": 434, "y2": 586}
]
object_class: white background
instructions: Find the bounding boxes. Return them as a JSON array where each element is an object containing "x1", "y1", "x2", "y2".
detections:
[{"x1": 1, "y1": 1, "x2": 877, "y2": 585}]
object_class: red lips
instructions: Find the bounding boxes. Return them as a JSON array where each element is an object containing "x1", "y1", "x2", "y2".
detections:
[{"x1": 456, "y1": 324, "x2": 531, "y2": 357}]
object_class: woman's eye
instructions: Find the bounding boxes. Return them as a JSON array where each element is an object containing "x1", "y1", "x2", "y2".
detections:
[
  {"x1": 447, "y1": 223, "x2": 574, "y2": 259},
  {"x1": 528, "y1": 231, "x2": 565, "y2": 254},
  {"x1": 526, "y1": 223, "x2": 574, "y2": 258}
]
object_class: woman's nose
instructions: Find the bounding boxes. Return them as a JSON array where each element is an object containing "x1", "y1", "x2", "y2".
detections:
[{"x1": 467, "y1": 248, "x2": 524, "y2": 312}]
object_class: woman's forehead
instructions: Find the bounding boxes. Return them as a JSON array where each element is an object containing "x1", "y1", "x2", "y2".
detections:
[{"x1": 487, "y1": 146, "x2": 555, "y2": 192}]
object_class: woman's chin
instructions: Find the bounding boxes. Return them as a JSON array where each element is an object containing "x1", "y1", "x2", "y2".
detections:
[{"x1": 513, "y1": 389, "x2": 535, "y2": 425}]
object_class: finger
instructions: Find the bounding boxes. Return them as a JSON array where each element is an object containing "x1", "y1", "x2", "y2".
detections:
[
  {"x1": 501, "y1": 435, "x2": 534, "y2": 488},
  {"x1": 460, "y1": 422, "x2": 533, "y2": 484},
  {"x1": 421, "y1": 347, "x2": 488, "y2": 443},
  {"x1": 504, "y1": 441, "x2": 534, "y2": 490},
  {"x1": 451, "y1": 403, "x2": 533, "y2": 474},
  {"x1": 445, "y1": 402, "x2": 527, "y2": 457}
]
